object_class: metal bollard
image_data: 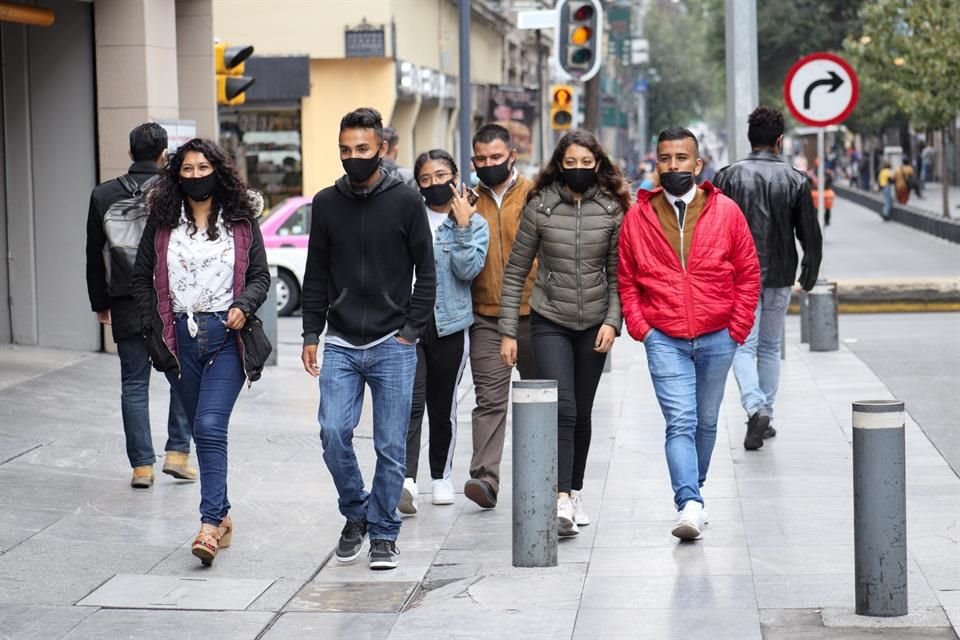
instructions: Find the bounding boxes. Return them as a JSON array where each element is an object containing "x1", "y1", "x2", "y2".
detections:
[
  {"x1": 853, "y1": 400, "x2": 908, "y2": 617},
  {"x1": 512, "y1": 379, "x2": 558, "y2": 568},
  {"x1": 258, "y1": 265, "x2": 279, "y2": 366},
  {"x1": 808, "y1": 281, "x2": 839, "y2": 352},
  {"x1": 602, "y1": 351, "x2": 612, "y2": 373},
  {"x1": 799, "y1": 290, "x2": 810, "y2": 344}
]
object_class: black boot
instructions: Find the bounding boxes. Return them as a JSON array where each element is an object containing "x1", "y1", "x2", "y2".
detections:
[{"x1": 744, "y1": 412, "x2": 770, "y2": 450}]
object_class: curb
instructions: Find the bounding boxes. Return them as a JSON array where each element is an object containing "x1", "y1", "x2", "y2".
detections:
[
  {"x1": 835, "y1": 185, "x2": 960, "y2": 244},
  {"x1": 787, "y1": 277, "x2": 960, "y2": 314}
]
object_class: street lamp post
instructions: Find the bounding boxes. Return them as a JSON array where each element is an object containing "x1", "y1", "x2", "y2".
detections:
[{"x1": 724, "y1": 0, "x2": 758, "y2": 163}]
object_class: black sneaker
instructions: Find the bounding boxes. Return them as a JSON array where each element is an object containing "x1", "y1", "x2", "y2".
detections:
[
  {"x1": 368, "y1": 539, "x2": 399, "y2": 570},
  {"x1": 336, "y1": 519, "x2": 367, "y2": 563},
  {"x1": 763, "y1": 425, "x2": 777, "y2": 439},
  {"x1": 464, "y1": 479, "x2": 497, "y2": 509},
  {"x1": 744, "y1": 412, "x2": 769, "y2": 450}
]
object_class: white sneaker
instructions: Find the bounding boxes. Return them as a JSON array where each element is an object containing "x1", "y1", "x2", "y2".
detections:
[
  {"x1": 557, "y1": 496, "x2": 580, "y2": 537},
  {"x1": 431, "y1": 478, "x2": 455, "y2": 505},
  {"x1": 570, "y1": 490, "x2": 590, "y2": 526},
  {"x1": 671, "y1": 500, "x2": 705, "y2": 540},
  {"x1": 398, "y1": 478, "x2": 418, "y2": 515}
]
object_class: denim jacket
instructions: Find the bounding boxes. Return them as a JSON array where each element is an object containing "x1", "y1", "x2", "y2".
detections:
[{"x1": 432, "y1": 210, "x2": 489, "y2": 336}]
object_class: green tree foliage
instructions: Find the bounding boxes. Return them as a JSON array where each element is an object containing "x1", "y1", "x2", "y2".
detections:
[
  {"x1": 845, "y1": 0, "x2": 960, "y2": 130},
  {"x1": 643, "y1": 0, "x2": 724, "y2": 135}
]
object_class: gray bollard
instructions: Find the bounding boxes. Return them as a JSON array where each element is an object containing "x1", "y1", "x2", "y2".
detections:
[
  {"x1": 853, "y1": 400, "x2": 908, "y2": 617},
  {"x1": 808, "y1": 281, "x2": 839, "y2": 352},
  {"x1": 602, "y1": 351, "x2": 612, "y2": 373},
  {"x1": 512, "y1": 379, "x2": 558, "y2": 568},
  {"x1": 258, "y1": 265, "x2": 279, "y2": 366},
  {"x1": 799, "y1": 289, "x2": 810, "y2": 344}
]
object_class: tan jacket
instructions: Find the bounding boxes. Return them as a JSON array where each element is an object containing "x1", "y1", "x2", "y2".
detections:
[
  {"x1": 471, "y1": 174, "x2": 537, "y2": 316},
  {"x1": 650, "y1": 189, "x2": 707, "y2": 269}
]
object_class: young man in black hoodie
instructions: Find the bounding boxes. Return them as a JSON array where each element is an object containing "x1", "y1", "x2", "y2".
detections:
[
  {"x1": 301, "y1": 108, "x2": 435, "y2": 570},
  {"x1": 85, "y1": 122, "x2": 194, "y2": 488}
]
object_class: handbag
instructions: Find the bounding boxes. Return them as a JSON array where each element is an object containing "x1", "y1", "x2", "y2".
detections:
[{"x1": 239, "y1": 313, "x2": 272, "y2": 383}]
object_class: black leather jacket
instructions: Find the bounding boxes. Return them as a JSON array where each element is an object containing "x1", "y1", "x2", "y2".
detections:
[{"x1": 714, "y1": 150, "x2": 822, "y2": 290}]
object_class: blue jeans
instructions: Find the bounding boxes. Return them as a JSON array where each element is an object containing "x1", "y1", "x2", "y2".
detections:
[
  {"x1": 318, "y1": 338, "x2": 418, "y2": 541},
  {"x1": 644, "y1": 328, "x2": 737, "y2": 510},
  {"x1": 116, "y1": 336, "x2": 191, "y2": 468},
  {"x1": 733, "y1": 287, "x2": 791, "y2": 421},
  {"x1": 882, "y1": 184, "x2": 894, "y2": 218},
  {"x1": 166, "y1": 312, "x2": 245, "y2": 525}
]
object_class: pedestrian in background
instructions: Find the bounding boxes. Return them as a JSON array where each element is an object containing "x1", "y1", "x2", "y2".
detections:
[
  {"x1": 463, "y1": 123, "x2": 538, "y2": 510},
  {"x1": 811, "y1": 172, "x2": 835, "y2": 227},
  {"x1": 381, "y1": 126, "x2": 417, "y2": 189},
  {"x1": 878, "y1": 161, "x2": 894, "y2": 220},
  {"x1": 132, "y1": 138, "x2": 271, "y2": 566},
  {"x1": 85, "y1": 123, "x2": 195, "y2": 489},
  {"x1": 714, "y1": 106, "x2": 822, "y2": 449},
  {"x1": 894, "y1": 158, "x2": 915, "y2": 205},
  {"x1": 498, "y1": 130, "x2": 628, "y2": 536},
  {"x1": 618, "y1": 127, "x2": 760, "y2": 541},
  {"x1": 300, "y1": 108, "x2": 435, "y2": 570},
  {"x1": 399, "y1": 149, "x2": 489, "y2": 516}
]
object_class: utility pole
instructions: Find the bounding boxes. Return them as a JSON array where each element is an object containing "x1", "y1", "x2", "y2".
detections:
[
  {"x1": 458, "y1": 0, "x2": 472, "y2": 181},
  {"x1": 583, "y1": 75, "x2": 601, "y2": 134},
  {"x1": 724, "y1": 0, "x2": 758, "y2": 163}
]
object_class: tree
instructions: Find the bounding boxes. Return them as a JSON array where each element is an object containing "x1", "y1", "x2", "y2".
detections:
[{"x1": 849, "y1": 0, "x2": 960, "y2": 216}]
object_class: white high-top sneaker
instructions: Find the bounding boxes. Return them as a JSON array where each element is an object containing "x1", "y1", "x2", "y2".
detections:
[
  {"x1": 570, "y1": 490, "x2": 590, "y2": 526},
  {"x1": 431, "y1": 478, "x2": 455, "y2": 505},
  {"x1": 557, "y1": 495, "x2": 580, "y2": 537},
  {"x1": 398, "y1": 478, "x2": 418, "y2": 515}
]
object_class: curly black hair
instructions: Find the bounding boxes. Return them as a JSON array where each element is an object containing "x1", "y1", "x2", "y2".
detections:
[
  {"x1": 528, "y1": 129, "x2": 631, "y2": 214},
  {"x1": 747, "y1": 106, "x2": 784, "y2": 148},
  {"x1": 147, "y1": 138, "x2": 257, "y2": 240}
]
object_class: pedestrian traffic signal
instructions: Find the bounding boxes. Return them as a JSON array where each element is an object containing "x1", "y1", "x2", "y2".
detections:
[
  {"x1": 215, "y1": 42, "x2": 255, "y2": 106},
  {"x1": 550, "y1": 85, "x2": 574, "y2": 131},
  {"x1": 555, "y1": 0, "x2": 603, "y2": 82}
]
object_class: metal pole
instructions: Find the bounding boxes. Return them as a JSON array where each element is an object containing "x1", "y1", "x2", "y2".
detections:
[
  {"x1": 724, "y1": 0, "x2": 758, "y2": 163},
  {"x1": 536, "y1": 29, "x2": 546, "y2": 166},
  {"x1": 817, "y1": 128, "x2": 826, "y2": 223},
  {"x1": 260, "y1": 265, "x2": 278, "y2": 366},
  {"x1": 458, "y1": 0, "x2": 472, "y2": 182},
  {"x1": 799, "y1": 290, "x2": 810, "y2": 344},
  {"x1": 808, "y1": 281, "x2": 838, "y2": 351},
  {"x1": 853, "y1": 400, "x2": 908, "y2": 616},
  {"x1": 512, "y1": 379, "x2": 558, "y2": 568}
]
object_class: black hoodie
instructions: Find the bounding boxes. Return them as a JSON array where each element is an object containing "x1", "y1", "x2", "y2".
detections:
[{"x1": 301, "y1": 171, "x2": 435, "y2": 346}]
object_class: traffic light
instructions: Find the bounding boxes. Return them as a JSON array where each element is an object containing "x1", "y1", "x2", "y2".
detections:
[
  {"x1": 550, "y1": 84, "x2": 574, "y2": 130},
  {"x1": 215, "y1": 42, "x2": 255, "y2": 106},
  {"x1": 555, "y1": 0, "x2": 603, "y2": 82}
]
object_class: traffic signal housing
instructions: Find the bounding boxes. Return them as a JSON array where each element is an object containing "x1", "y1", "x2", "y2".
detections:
[
  {"x1": 215, "y1": 42, "x2": 255, "y2": 106},
  {"x1": 555, "y1": 0, "x2": 603, "y2": 82},
  {"x1": 550, "y1": 84, "x2": 574, "y2": 130}
]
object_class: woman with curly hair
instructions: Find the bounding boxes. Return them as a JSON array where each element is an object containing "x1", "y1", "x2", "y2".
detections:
[
  {"x1": 498, "y1": 129, "x2": 629, "y2": 537},
  {"x1": 132, "y1": 138, "x2": 271, "y2": 566}
]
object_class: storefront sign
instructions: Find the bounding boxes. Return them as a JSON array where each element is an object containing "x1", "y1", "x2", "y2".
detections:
[
  {"x1": 345, "y1": 22, "x2": 385, "y2": 58},
  {"x1": 154, "y1": 119, "x2": 196, "y2": 152},
  {"x1": 487, "y1": 85, "x2": 539, "y2": 162}
]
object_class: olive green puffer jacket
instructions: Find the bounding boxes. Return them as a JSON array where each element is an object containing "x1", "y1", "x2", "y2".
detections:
[{"x1": 499, "y1": 181, "x2": 624, "y2": 337}]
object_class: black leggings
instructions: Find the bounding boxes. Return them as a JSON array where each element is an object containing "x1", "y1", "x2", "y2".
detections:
[
  {"x1": 530, "y1": 311, "x2": 607, "y2": 494},
  {"x1": 405, "y1": 317, "x2": 469, "y2": 481}
]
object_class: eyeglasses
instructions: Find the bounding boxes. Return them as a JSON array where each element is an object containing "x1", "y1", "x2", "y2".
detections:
[{"x1": 417, "y1": 171, "x2": 454, "y2": 187}]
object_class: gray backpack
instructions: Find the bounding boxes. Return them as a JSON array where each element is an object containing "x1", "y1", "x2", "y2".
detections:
[{"x1": 102, "y1": 174, "x2": 157, "y2": 297}]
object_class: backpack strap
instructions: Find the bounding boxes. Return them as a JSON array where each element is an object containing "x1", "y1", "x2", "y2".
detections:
[{"x1": 116, "y1": 174, "x2": 142, "y2": 197}]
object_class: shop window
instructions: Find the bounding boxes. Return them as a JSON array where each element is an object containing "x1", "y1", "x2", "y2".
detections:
[{"x1": 220, "y1": 109, "x2": 302, "y2": 211}]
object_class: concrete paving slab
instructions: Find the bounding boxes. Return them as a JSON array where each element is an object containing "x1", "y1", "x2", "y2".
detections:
[
  {"x1": 821, "y1": 606, "x2": 952, "y2": 628},
  {"x1": 286, "y1": 581, "x2": 419, "y2": 613},
  {"x1": 573, "y1": 607, "x2": 762, "y2": 640},
  {"x1": 760, "y1": 608, "x2": 958, "y2": 640},
  {"x1": 61, "y1": 609, "x2": 273, "y2": 640},
  {"x1": 579, "y1": 575, "x2": 758, "y2": 610},
  {"x1": 588, "y1": 545, "x2": 754, "y2": 576},
  {"x1": 77, "y1": 574, "x2": 274, "y2": 610},
  {"x1": 0, "y1": 605, "x2": 95, "y2": 640},
  {"x1": 262, "y1": 612, "x2": 397, "y2": 639}
]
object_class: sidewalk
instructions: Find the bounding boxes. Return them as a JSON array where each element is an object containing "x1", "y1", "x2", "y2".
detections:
[{"x1": 0, "y1": 318, "x2": 958, "y2": 639}]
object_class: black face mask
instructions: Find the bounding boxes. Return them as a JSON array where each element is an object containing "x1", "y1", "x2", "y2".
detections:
[
  {"x1": 561, "y1": 167, "x2": 597, "y2": 194},
  {"x1": 180, "y1": 173, "x2": 218, "y2": 202},
  {"x1": 342, "y1": 154, "x2": 382, "y2": 184},
  {"x1": 475, "y1": 159, "x2": 512, "y2": 188},
  {"x1": 660, "y1": 171, "x2": 695, "y2": 197},
  {"x1": 420, "y1": 180, "x2": 456, "y2": 207}
]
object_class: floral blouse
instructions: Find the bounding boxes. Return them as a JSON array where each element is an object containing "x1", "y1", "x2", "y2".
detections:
[{"x1": 167, "y1": 210, "x2": 235, "y2": 337}]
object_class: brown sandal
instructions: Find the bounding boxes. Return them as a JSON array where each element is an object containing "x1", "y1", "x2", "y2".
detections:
[
  {"x1": 217, "y1": 515, "x2": 233, "y2": 549},
  {"x1": 192, "y1": 524, "x2": 222, "y2": 566}
]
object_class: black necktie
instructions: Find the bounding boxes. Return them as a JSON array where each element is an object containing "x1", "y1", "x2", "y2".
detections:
[{"x1": 675, "y1": 199, "x2": 686, "y2": 229}]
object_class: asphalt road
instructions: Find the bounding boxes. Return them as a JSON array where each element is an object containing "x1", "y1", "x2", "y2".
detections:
[{"x1": 838, "y1": 312, "x2": 960, "y2": 475}]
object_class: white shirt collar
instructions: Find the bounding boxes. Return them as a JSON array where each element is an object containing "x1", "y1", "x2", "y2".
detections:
[{"x1": 664, "y1": 185, "x2": 697, "y2": 207}]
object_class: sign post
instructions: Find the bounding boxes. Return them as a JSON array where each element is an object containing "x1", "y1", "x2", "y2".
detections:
[{"x1": 784, "y1": 52, "x2": 859, "y2": 225}]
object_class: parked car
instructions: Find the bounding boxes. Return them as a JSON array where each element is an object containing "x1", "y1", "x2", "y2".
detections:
[{"x1": 259, "y1": 196, "x2": 311, "y2": 316}]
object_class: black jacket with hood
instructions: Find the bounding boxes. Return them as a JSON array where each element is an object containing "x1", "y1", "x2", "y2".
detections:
[
  {"x1": 713, "y1": 150, "x2": 822, "y2": 290},
  {"x1": 301, "y1": 171, "x2": 436, "y2": 346}
]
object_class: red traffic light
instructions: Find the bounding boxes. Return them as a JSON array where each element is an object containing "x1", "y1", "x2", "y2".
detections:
[{"x1": 572, "y1": 5, "x2": 594, "y2": 21}]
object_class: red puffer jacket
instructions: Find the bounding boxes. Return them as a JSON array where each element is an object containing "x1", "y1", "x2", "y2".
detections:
[{"x1": 618, "y1": 183, "x2": 760, "y2": 344}]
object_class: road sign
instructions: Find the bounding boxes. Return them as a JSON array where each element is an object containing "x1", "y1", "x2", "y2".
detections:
[{"x1": 784, "y1": 52, "x2": 858, "y2": 127}]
